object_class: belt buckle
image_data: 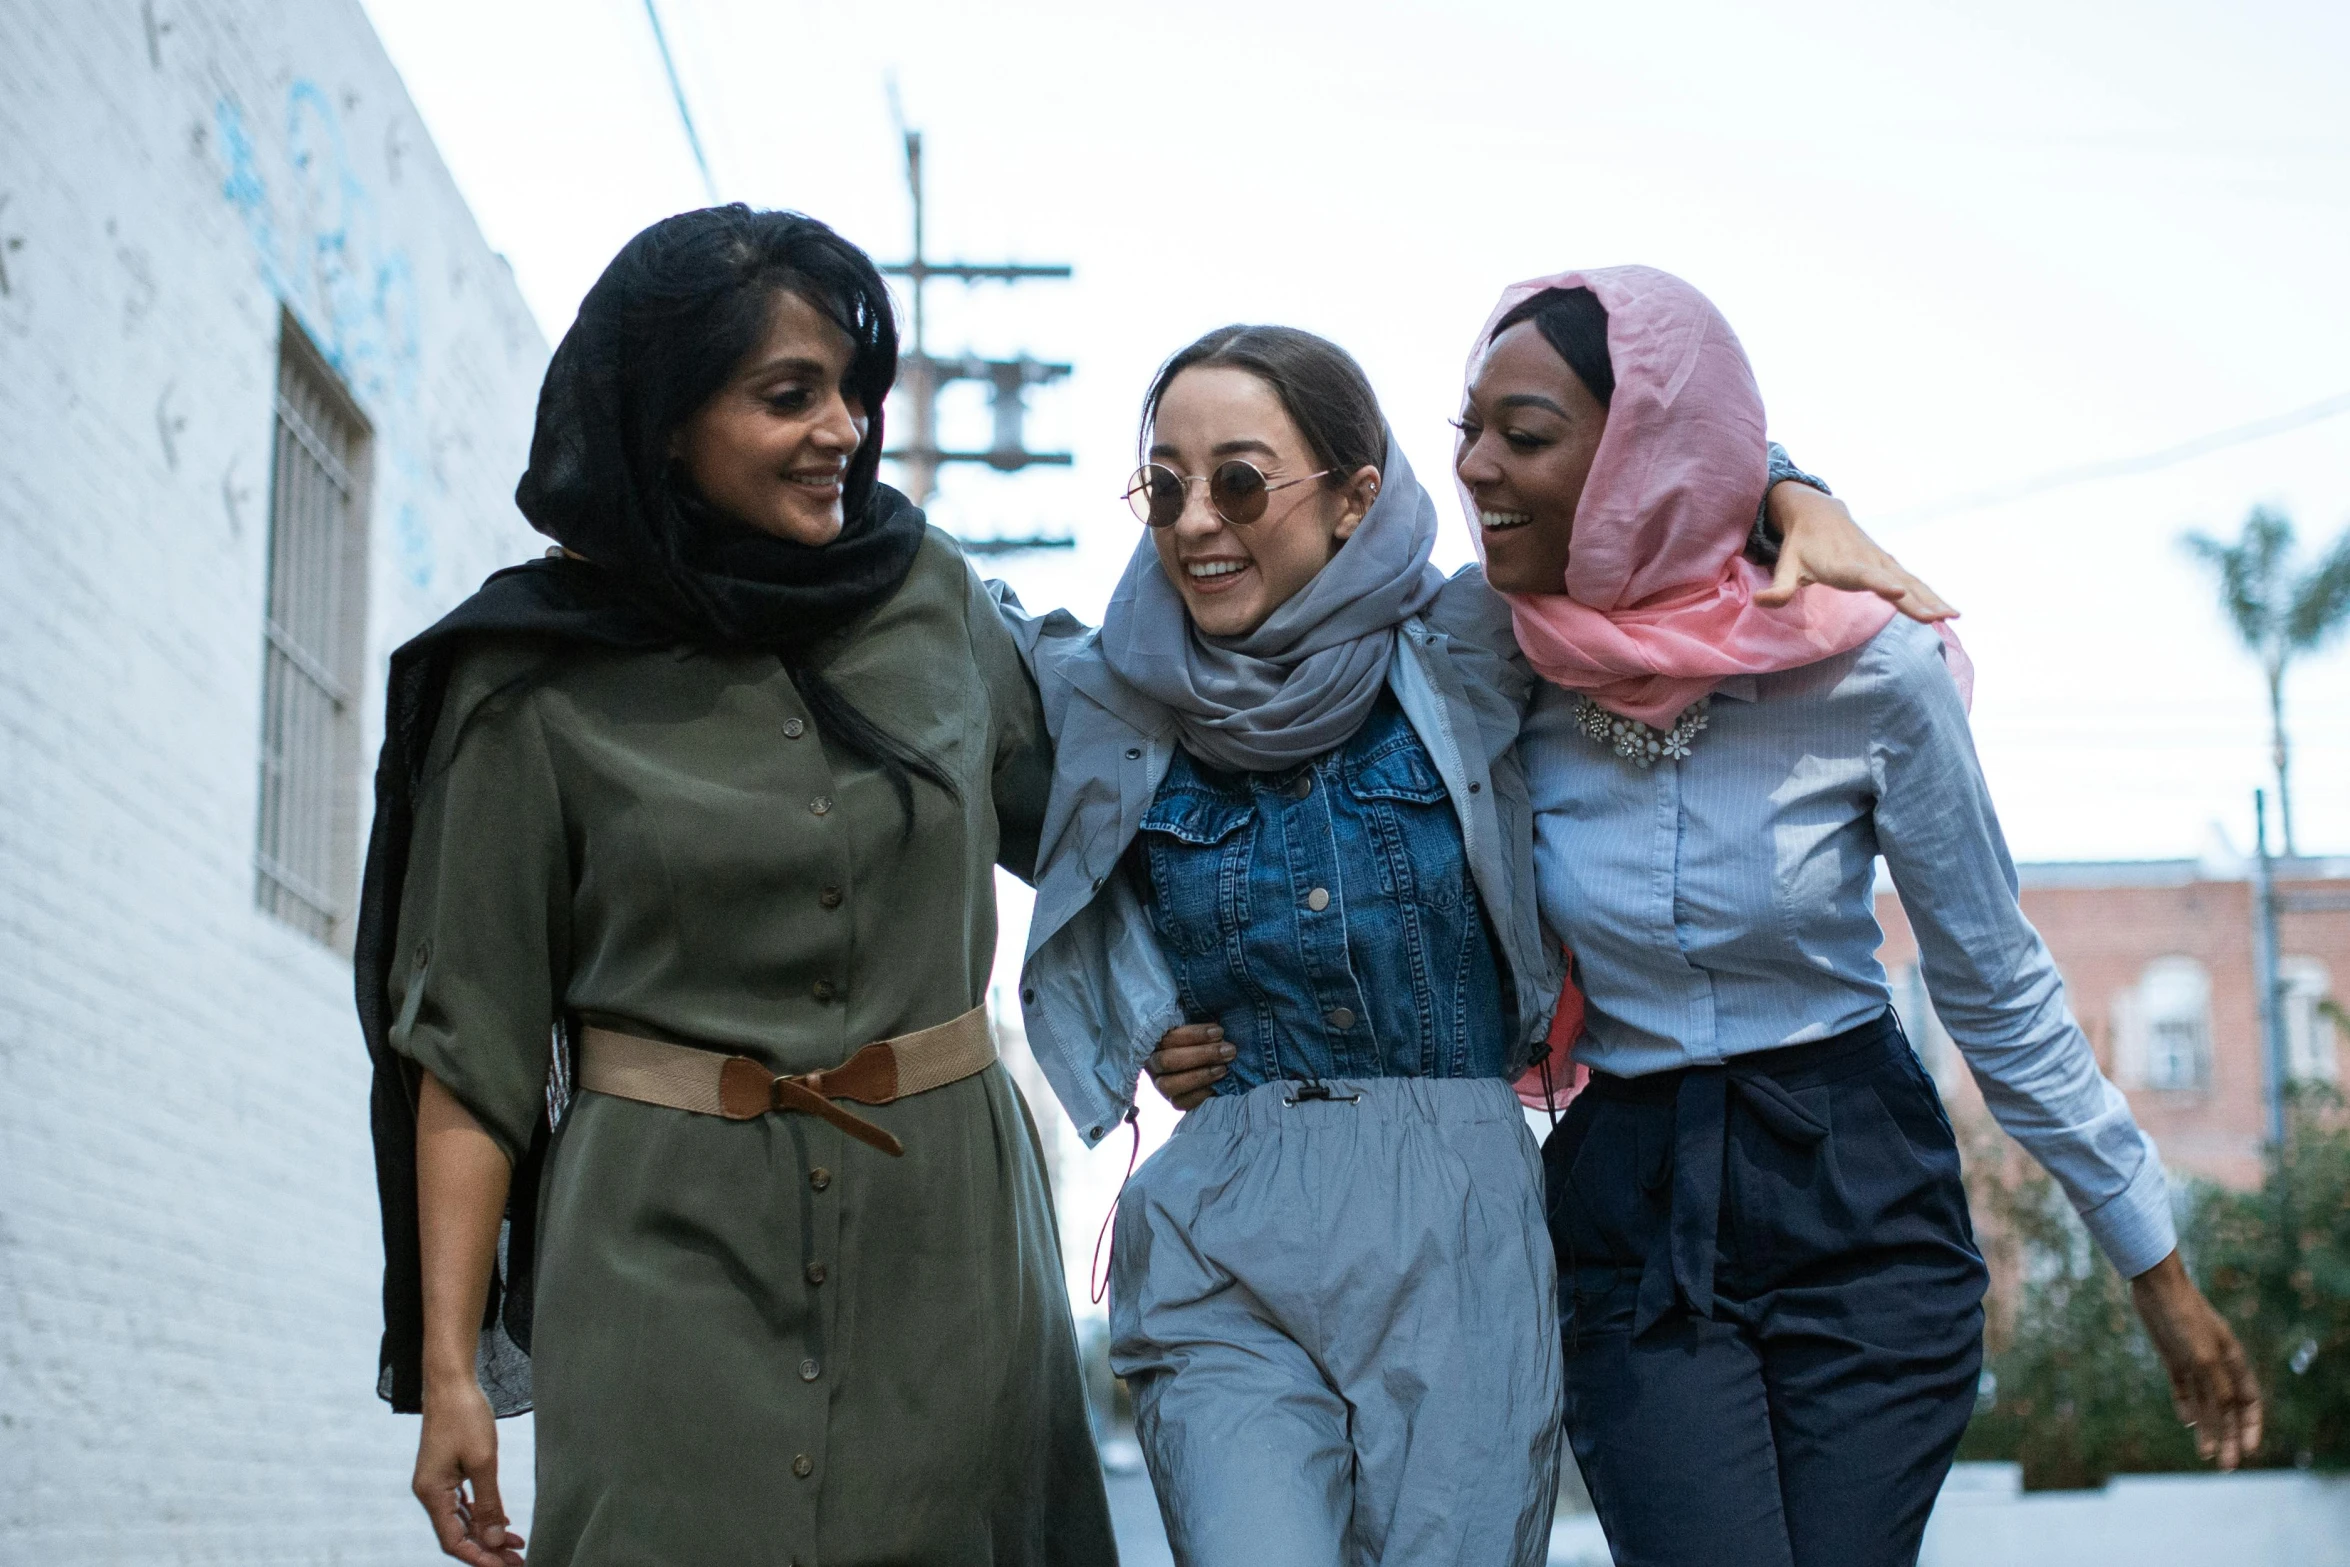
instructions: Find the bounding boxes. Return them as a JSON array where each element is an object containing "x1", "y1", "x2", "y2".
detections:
[{"x1": 1284, "y1": 1081, "x2": 1362, "y2": 1107}]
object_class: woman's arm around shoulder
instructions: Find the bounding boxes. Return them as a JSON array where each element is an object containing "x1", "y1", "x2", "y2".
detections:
[{"x1": 963, "y1": 564, "x2": 1057, "y2": 883}]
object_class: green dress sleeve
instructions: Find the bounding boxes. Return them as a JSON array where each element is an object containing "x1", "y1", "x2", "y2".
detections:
[
  {"x1": 964, "y1": 562, "x2": 1053, "y2": 885},
  {"x1": 385, "y1": 653, "x2": 571, "y2": 1165}
]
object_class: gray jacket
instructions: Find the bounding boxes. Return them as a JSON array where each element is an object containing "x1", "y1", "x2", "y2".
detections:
[{"x1": 996, "y1": 569, "x2": 1559, "y2": 1147}]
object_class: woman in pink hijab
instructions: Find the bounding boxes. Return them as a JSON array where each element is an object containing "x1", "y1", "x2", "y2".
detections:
[{"x1": 1457, "y1": 267, "x2": 2260, "y2": 1567}]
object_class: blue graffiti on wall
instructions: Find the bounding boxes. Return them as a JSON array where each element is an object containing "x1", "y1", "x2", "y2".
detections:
[{"x1": 215, "y1": 82, "x2": 436, "y2": 589}]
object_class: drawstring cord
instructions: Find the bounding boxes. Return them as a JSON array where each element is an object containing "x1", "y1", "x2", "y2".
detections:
[{"x1": 1089, "y1": 1106, "x2": 1142, "y2": 1306}]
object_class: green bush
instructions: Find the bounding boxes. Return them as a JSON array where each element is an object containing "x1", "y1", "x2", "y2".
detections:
[{"x1": 1957, "y1": 1086, "x2": 2350, "y2": 1488}]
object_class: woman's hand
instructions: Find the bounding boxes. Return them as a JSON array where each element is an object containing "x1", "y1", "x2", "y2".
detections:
[
  {"x1": 414, "y1": 1377, "x2": 525, "y2": 1566},
  {"x1": 1144, "y1": 1022, "x2": 1234, "y2": 1111},
  {"x1": 1760, "y1": 484, "x2": 1956, "y2": 624},
  {"x1": 2129, "y1": 1249, "x2": 2263, "y2": 1469}
]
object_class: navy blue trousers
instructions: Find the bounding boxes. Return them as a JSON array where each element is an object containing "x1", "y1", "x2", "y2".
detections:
[{"x1": 1543, "y1": 1014, "x2": 1989, "y2": 1567}]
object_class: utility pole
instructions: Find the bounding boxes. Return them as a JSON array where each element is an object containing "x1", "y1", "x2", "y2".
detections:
[
  {"x1": 879, "y1": 113, "x2": 1075, "y2": 554},
  {"x1": 2253, "y1": 789, "x2": 2289, "y2": 1149}
]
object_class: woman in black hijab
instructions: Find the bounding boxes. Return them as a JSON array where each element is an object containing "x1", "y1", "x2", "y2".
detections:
[{"x1": 361, "y1": 206, "x2": 1110, "y2": 1566}]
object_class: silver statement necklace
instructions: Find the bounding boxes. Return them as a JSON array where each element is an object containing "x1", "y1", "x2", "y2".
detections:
[{"x1": 1572, "y1": 695, "x2": 1710, "y2": 768}]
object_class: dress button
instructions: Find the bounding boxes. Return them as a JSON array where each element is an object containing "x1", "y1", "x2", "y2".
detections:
[
  {"x1": 800, "y1": 1357, "x2": 821, "y2": 1382},
  {"x1": 792, "y1": 1454, "x2": 814, "y2": 1479},
  {"x1": 819, "y1": 886, "x2": 843, "y2": 910},
  {"x1": 783, "y1": 718, "x2": 806, "y2": 738},
  {"x1": 809, "y1": 796, "x2": 832, "y2": 816},
  {"x1": 1305, "y1": 887, "x2": 1331, "y2": 912},
  {"x1": 813, "y1": 979, "x2": 839, "y2": 1003},
  {"x1": 809, "y1": 1167, "x2": 832, "y2": 1191},
  {"x1": 1290, "y1": 775, "x2": 1312, "y2": 800},
  {"x1": 1326, "y1": 1007, "x2": 1356, "y2": 1030},
  {"x1": 806, "y1": 1261, "x2": 828, "y2": 1286}
]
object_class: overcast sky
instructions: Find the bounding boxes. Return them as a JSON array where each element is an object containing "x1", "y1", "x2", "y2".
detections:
[{"x1": 362, "y1": 0, "x2": 2350, "y2": 865}]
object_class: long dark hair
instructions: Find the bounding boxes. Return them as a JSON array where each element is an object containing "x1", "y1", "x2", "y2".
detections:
[
  {"x1": 1492, "y1": 286, "x2": 1615, "y2": 406},
  {"x1": 518, "y1": 205, "x2": 952, "y2": 830},
  {"x1": 1139, "y1": 324, "x2": 1386, "y2": 482}
]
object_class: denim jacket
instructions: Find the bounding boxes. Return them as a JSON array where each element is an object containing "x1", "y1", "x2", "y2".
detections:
[
  {"x1": 996, "y1": 570, "x2": 1558, "y2": 1146},
  {"x1": 1138, "y1": 689, "x2": 1513, "y2": 1093}
]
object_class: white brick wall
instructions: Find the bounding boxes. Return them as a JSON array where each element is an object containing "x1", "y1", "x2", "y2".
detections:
[{"x1": 0, "y1": 2, "x2": 549, "y2": 1558}]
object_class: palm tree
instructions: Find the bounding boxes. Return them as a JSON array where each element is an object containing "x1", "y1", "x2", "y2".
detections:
[{"x1": 2182, "y1": 506, "x2": 2350, "y2": 856}]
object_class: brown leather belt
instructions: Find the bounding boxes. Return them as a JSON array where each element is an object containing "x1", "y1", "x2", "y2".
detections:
[{"x1": 577, "y1": 1004, "x2": 995, "y2": 1158}]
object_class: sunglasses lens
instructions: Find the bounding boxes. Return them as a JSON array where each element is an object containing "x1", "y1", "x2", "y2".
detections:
[
  {"x1": 1210, "y1": 461, "x2": 1270, "y2": 525},
  {"x1": 1129, "y1": 465, "x2": 1186, "y2": 527}
]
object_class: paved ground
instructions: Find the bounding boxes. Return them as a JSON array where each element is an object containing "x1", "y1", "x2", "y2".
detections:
[{"x1": 1104, "y1": 1461, "x2": 2350, "y2": 1566}]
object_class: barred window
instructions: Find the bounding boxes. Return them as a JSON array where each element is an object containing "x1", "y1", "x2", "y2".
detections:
[{"x1": 254, "y1": 314, "x2": 370, "y2": 944}]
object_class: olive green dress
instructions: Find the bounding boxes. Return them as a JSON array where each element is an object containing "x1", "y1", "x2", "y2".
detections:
[{"x1": 387, "y1": 531, "x2": 1115, "y2": 1566}]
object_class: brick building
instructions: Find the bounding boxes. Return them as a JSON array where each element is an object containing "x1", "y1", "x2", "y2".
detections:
[
  {"x1": 1880, "y1": 856, "x2": 2350, "y2": 1193},
  {"x1": 1, "y1": 3, "x2": 548, "y2": 1559}
]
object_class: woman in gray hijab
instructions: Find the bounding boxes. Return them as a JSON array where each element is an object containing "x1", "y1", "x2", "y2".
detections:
[{"x1": 1001, "y1": 324, "x2": 1903, "y2": 1566}]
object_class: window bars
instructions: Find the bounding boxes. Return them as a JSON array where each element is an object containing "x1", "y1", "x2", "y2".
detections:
[{"x1": 254, "y1": 317, "x2": 369, "y2": 944}]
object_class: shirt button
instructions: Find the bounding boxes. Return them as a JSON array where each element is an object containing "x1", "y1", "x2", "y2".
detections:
[
  {"x1": 1326, "y1": 1007, "x2": 1356, "y2": 1030},
  {"x1": 783, "y1": 718, "x2": 806, "y2": 738},
  {"x1": 819, "y1": 886, "x2": 843, "y2": 910},
  {"x1": 800, "y1": 1357, "x2": 821, "y2": 1382},
  {"x1": 809, "y1": 796, "x2": 832, "y2": 816},
  {"x1": 1305, "y1": 887, "x2": 1331, "y2": 912},
  {"x1": 1290, "y1": 775, "x2": 1312, "y2": 800},
  {"x1": 806, "y1": 1261, "x2": 828, "y2": 1286},
  {"x1": 813, "y1": 980, "x2": 839, "y2": 1003},
  {"x1": 809, "y1": 1167, "x2": 831, "y2": 1191},
  {"x1": 792, "y1": 1454, "x2": 814, "y2": 1479}
]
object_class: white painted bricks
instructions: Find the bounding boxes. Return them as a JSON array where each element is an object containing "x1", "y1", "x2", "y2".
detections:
[{"x1": 1, "y1": 2, "x2": 549, "y2": 1558}]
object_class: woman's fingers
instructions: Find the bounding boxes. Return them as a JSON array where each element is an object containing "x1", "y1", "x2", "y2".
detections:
[
  {"x1": 1755, "y1": 545, "x2": 1810, "y2": 607},
  {"x1": 416, "y1": 1388, "x2": 524, "y2": 1565},
  {"x1": 2131, "y1": 1251, "x2": 2264, "y2": 1470},
  {"x1": 1145, "y1": 1025, "x2": 1234, "y2": 1112}
]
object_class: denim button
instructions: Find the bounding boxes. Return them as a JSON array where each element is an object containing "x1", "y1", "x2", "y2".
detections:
[
  {"x1": 1305, "y1": 887, "x2": 1330, "y2": 912},
  {"x1": 1326, "y1": 1007, "x2": 1356, "y2": 1029},
  {"x1": 1290, "y1": 775, "x2": 1312, "y2": 800}
]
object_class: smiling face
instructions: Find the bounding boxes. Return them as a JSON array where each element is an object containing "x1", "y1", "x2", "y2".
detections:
[
  {"x1": 1147, "y1": 365, "x2": 1379, "y2": 639},
  {"x1": 673, "y1": 289, "x2": 868, "y2": 546},
  {"x1": 1455, "y1": 319, "x2": 1610, "y2": 594}
]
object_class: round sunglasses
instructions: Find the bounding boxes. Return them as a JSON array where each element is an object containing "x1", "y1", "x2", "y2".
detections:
[{"x1": 1123, "y1": 460, "x2": 1332, "y2": 529}]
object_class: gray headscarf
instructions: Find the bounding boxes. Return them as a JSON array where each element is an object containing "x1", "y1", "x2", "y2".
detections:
[{"x1": 1096, "y1": 433, "x2": 1446, "y2": 773}]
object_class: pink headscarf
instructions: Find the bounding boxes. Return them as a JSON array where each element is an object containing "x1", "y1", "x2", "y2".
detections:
[{"x1": 1462, "y1": 266, "x2": 1911, "y2": 727}]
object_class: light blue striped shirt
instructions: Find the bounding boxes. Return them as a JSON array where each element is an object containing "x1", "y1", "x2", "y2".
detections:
[{"x1": 1523, "y1": 616, "x2": 2177, "y2": 1277}]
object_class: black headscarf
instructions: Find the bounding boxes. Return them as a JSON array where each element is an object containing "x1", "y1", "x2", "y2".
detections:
[{"x1": 361, "y1": 207, "x2": 933, "y2": 1413}]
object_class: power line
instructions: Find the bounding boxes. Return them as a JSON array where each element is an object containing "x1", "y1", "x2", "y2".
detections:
[
  {"x1": 1884, "y1": 388, "x2": 2350, "y2": 526},
  {"x1": 642, "y1": 0, "x2": 718, "y2": 204}
]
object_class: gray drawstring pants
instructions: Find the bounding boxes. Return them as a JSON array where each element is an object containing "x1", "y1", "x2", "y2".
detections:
[{"x1": 1109, "y1": 1076, "x2": 1561, "y2": 1567}]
